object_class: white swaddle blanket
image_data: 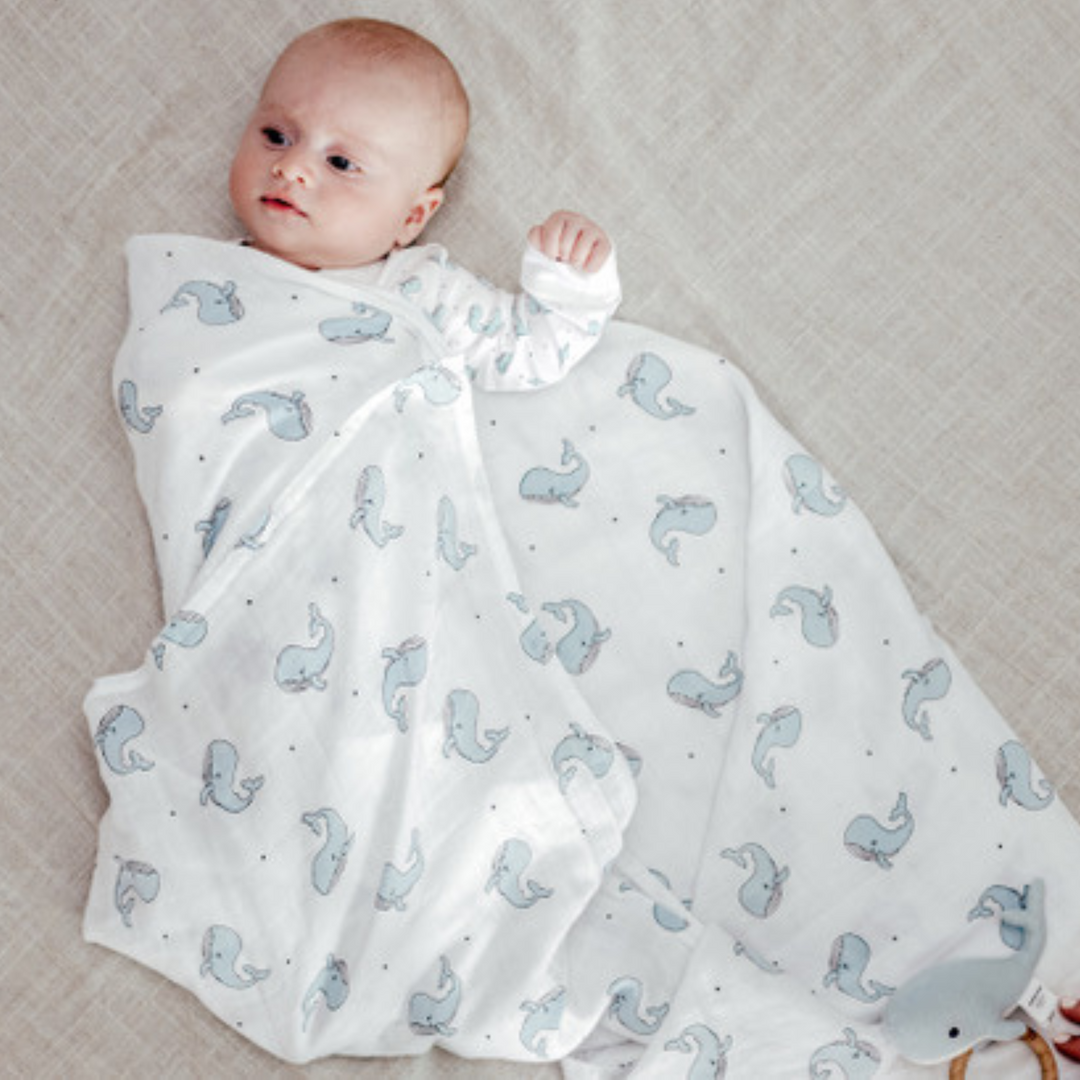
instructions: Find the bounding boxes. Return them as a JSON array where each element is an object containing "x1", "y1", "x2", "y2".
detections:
[{"x1": 85, "y1": 235, "x2": 1080, "y2": 1076}]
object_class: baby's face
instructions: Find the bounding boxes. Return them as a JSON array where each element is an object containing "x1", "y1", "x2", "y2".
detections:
[{"x1": 229, "y1": 36, "x2": 451, "y2": 269}]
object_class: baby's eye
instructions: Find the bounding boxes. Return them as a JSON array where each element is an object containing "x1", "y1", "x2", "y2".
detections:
[
  {"x1": 261, "y1": 126, "x2": 289, "y2": 147},
  {"x1": 327, "y1": 154, "x2": 359, "y2": 173}
]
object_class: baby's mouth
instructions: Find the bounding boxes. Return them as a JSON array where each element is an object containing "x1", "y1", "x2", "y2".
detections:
[{"x1": 261, "y1": 195, "x2": 306, "y2": 217}]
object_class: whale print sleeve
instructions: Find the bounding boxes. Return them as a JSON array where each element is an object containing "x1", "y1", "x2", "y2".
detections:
[{"x1": 390, "y1": 243, "x2": 621, "y2": 392}]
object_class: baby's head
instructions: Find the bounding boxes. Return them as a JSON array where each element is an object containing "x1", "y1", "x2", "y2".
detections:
[{"x1": 229, "y1": 18, "x2": 469, "y2": 270}]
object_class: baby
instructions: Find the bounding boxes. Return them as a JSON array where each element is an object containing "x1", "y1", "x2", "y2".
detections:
[{"x1": 228, "y1": 17, "x2": 619, "y2": 380}]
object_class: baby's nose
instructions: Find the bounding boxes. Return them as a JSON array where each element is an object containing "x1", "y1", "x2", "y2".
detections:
[{"x1": 272, "y1": 149, "x2": 311, "y2": 185}]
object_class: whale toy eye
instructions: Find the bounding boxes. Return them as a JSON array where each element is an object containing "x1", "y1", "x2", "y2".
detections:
[{"x1": 949, "y1": 1026, "x2": 960, "y2": 1039}]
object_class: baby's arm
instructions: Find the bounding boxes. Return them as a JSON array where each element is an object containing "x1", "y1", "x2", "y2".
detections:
[{"x1": 397, "y1": 212, "x2": 619, "y2": 391}]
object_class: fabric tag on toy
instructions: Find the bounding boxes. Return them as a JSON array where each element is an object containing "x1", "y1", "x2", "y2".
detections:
[{"x1": 1017, "y1": 976, "x2": 1059, "y2": 1029}]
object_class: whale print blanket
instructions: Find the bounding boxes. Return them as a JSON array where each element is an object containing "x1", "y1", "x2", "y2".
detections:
[{"x1": 85, "y1": 235, "x2": 1080, "y2": 1077}]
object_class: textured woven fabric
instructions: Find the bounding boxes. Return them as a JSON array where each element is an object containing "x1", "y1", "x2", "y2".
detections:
[{"x1": 3, "y1": 1, "x2": 1078, "y2": 1077}]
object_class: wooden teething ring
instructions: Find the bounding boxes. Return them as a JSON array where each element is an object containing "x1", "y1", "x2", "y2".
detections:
[{"x1": 948, "y1": 1027, "x2": 1057, "y2": 1079}]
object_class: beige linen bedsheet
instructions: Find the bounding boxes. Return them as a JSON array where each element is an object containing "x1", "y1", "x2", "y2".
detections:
[{"x1": 3, "y1": 1, "x2": 1077, "y2": 1076}]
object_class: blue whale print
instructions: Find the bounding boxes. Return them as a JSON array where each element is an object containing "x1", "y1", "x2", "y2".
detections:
[
  {"x1": 667, "y1": 651, "x2": 744, "y2": 717},
  {"x1": 721, "y1": 842, "x2": 789, "y2": 918},
  {"x1": 302, "y1": 954, "x2": 350, "y2": 1032},
  {"x1": 275, "y1": 603, "x2": 335, "y2": 692},
  {"x1": 487, "y1": 838, "x2": 554, "y2": 908},
  {"x1": 200, "y1": 739, "x2": 264, "y2": 813},
  {"x1": 519, "y1": 986, "x2": 567, "y2": 1058},
  {"x1": 617, "y1": 352, "x2": 695, "y2": 420},
  {"x1": 152, "y1": 609, "x2": 208, "y2": 669},
  {"x1": 650, "y1": 494, "x2": 717, "y2": 566},
  {"x1": 553, "y1": 722, "x2": 615, "y2": 792},
  {"x1": 968, "y1": 883, "x2": 1030, "y2": 950},
  {"x1": 997, "y1": 740, "x2": 1055, "y2": 810},
  {"x1": 785, "y1": 454, "x2": 847, "y2": 516},
  {"x1": 824, "y1": 934, "x2": 894, "y2": 1003},
  {"x1": 409, "y1": 955, "x2": 462, "y2": 1037},
  {"x1": 664, "y1": 1023, "x2": 733, "y2": 1079},
  {"x1": 376, "y1": 830, "x2": 425, "y2": 911},
  {"x1": 542, "y1": 598, "x2": 611, "y2": 674},
  {"x1": 195, "y1": 497, "x2": 232, "y2": 559},
  {"x1": 393, "y1": 362, "x2": 463, "y2": 412},
  {"x1": 619, "y1": 869, "x2": 692, "y2": 932},
  {"x1": 117, "y1": 379, "x2": 163, "y2": 433},
  {"x1": 222, "y1": 389, "x2": 313, "y2": 441},
  {"x1": 162, "y1": 279, "x2": 243, "y2": 324},
  {"x1": 519, "y1": 439, "x2": 590, "y2": 507},
  {"x1": 771, "y1": 585, "x2": 839, "y2": 647},
  {"x1": 436, "y1": 495, "x2": 478, "y2": 569},
  {"x1": 200, "y1": 924, "x2": 270, "y2": 989},
  {"x1": 382, "y1": 636, "x2": 428, "y2": 732},
  {"x1": 301, "y1": 808, "x2": 353, "y2": 896},
  {"x1": 113, "y1": 857, "x2": 160, "y2": 927},
  {"x1": 808, "y1": 1028, "x2": 881, "y2": 1079},
  {"x1": 900, "y1": 658, "x2": 952, "y2": 740},
  {"x1": 318, "y1": 302, "x2": 393, "y2": 344},
  {"x1": 844, "y1": 792, "x2": 915, "y2": 869},
  {"x1": 94, "y1": 705, "x2": 154, "y2": 775},
  {"x1": 607, "y1": 976, "x2": 670, "y2": 1036},
  {"x1": 350, "y1": 465, "x2": 404, "y2": 547},
  {"x1": 752, "y1": 706, "x2": 802, "y2": 787},
  {"x1": 442, "y1": 688, "x2": 509, "y2": 763}
]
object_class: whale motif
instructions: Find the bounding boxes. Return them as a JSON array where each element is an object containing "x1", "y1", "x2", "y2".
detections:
[
  {"x1": 113, "y1": 857, "x2": 160, "y2": 927},
  {"x1": 349, "y1": 465, "x2": 404, "y2": 547},
  {"x1": 376, "y1": 830, "x2": 425, "y2": 911},
  {"x1": 519, "y1": 439, "x2": 590, "y2": 507},
  {"x1": 667, "y1": 651, "x2": 744, "y2": 717},
  {"x1": 519, "y1": 618, "x2": 554, "y2": 664},
  {"x1": 721, "y1": 842, "x2": 789, "y2": 918},
  {"x1": 770, "y1": 584, "x2": 839, "y2": 647},
  {"x1": 617, "y1": 352, "x2": 695, "y2": 420},
  {"x1": 664, "y1": 1023, "x2": 733, "y2": 1079},
  {"x1": 844, "y1": 792, "x2": 914, "y2": 869},
  {"x1": 275, "y1": 603, "x2": 335, "y2": 692},
  {"x1": 301, "y1": 808, "x2": 353, "y2": 896},
  {"x1": 542, "y1": 598, "x2": 611, "y2": 674},
  {"x1": 607, "y1": 975, "x2": 670, "y2": 1036},
  {"x1": 468, "y1": 303, "x2": 503, "y2": 337},
  {"x1": 199, "y1": 924, "x2": 270, "y2": 989},
  {"x1": 809, "y1": 1028, "x2": 881, "y2": 1079},
  {"x1": 442, "y1": 688, "x2": 509, "y2": 763},
  {"x1": 94, "y1": 705, "x2": 154, "y2": 775},
  {"x1": 733, "y1": 939, "x2": 783, "y2": 976},
  {"x1": 650, "y1": 494, "x2": 717, "y2": 565},
  {"x1": 436, "y1": 495, "x2": 478, "y2": 569},
  {"x1": 884, "y1": 879, "x2": 1046, "y2": 1064},
  {"x1": 151, "y1": 610, "x2": 208, "y2": 669},
  {"x1": 382, "y1": 636, "x2": 428, "y2": 732},
  {"x1": 997, "y1": 739, "x2": 1055, "y2": 810},
  {"x1": 200, "y1": 739, "x2": 264, "y2": 813},
  {"x1": 302, "y1": 954, "x2": 350, "y2": 1031},
  {"x1": 195, "y1": 497, "x2": 232, "y2": 559},
  {"x1": 553, "y1": 722, "x2": 615, "y2": 793},
  {"x1": 519, "y1": 986, "x2": 567, "y2": 1058},
  {"x1": 318, "y1": 301, "x2": 393, "y2": 344},
  {"x1": 823, "y1": 934, "x2": 894, "y2": 1003},
  {"x1": 968, "y1": 883, "x2": 1029, "y2": 950},
  {"x1": 162, "y1": 279, "x2": 243, "y2": 324},
  {"x1": 409, "y1": 955, "x2": 462, "y2": 1036},
  {"x1": 751, "y1": 706, "x2": 802, "y2": 787},
  {"x1": 624, "y1": 868, "x2": 692, "y2": 932},
  {"x1": 117, "y1": 379, "x2": 163, "y2": 433},
  {"x1": 393, "y1": 362, "x2": 462, "y2": 412},
  {"x1": 487, "y1": 838, "x2": 554, "y2": 908},
  {"x1": 221, "y1": 389, "x2": 313, "y2": 441},
  {"x1": 235, "y1": 507, "x2": 272, "y2": 550},
  {"x1": 785, "y1": 454, "x2": 847, "y2": 517},
  {"x1": 900, "y1": 659, "x2": 952, "y2": 740}
]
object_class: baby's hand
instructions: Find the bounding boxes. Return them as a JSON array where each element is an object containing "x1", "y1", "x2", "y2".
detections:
[{"x1": 528, "y1": 211, "x2": 611, "y2": 274}]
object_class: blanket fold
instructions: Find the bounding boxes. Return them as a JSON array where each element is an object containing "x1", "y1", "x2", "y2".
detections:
[{"x1": 86, "y1": 235, "x2": 1080, "y2": 1075}]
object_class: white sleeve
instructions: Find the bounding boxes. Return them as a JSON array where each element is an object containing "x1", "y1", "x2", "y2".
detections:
[{"x1": 394, "y1": 243, "x2": 622, "y2": 392}]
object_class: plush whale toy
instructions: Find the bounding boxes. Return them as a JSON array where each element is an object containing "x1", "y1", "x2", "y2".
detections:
[{"x1": 883, "y1": 878, "x2": 1046, "y2": 1064}]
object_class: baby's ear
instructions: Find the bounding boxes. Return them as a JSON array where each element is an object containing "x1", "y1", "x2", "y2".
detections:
[{"x1": 396, "y1": 186, "x2": 445, "y2": 247}]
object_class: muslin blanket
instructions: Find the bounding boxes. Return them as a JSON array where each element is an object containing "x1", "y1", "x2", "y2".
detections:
[{"x1": 85, "y1": 235, "x2": 1080, "y2": 1077}]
